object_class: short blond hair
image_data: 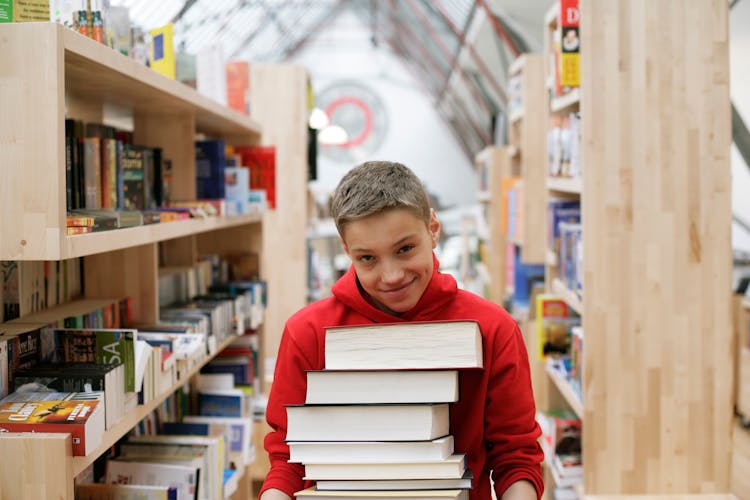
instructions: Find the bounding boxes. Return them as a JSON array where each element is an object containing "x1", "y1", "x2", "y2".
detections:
[{"x1": 330, "y1": 161, "x2": 431, "y2": 235}]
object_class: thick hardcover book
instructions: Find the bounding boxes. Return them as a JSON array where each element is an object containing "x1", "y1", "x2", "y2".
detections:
[
  {"x1": 0, "y1": 391, "x2": 105, "y2": 456},
  {"x1": 324, "y1": 321, "x2": 483, "y2": 370},
  {"x1": 315, "y1": 469, "x2": 473, "y2": 491},
  {"x1": 285, "y1": 403, "x2": 449, "y2": 442},
  {"x1": 287, "y1": 435, "x2": 455, "y2": 464},
  {"x1": 305, "y1": 369, "x2": 458, "y2": 405},
  {"x1": 302, "y1": 453, "x2": 466, "y2": 480},
  {"x1": 295, "y1": 487, "x2": 468, "y2": 500}
]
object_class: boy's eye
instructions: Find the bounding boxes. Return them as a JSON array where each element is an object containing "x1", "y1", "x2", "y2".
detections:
[
  {"x1": 398, "y1": 245, "x2": 415, "y2": 254},
  {"x1": 358, "y1": 255, "x2": 374, "y2": 263}
]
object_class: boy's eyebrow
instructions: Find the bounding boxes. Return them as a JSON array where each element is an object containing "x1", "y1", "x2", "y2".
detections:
[{"x1": 348, "y1": 234, "x2": 417, "y2": 253}]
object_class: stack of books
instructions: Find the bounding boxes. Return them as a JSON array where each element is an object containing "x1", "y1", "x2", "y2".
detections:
[{"x1": 287, "y1": 320, "x2": 484, "y2": 500}]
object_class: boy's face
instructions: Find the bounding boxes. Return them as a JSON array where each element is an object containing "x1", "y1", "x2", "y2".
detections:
[{"x1": 341, "y1": 208, "x2": 440, "y2": 315}]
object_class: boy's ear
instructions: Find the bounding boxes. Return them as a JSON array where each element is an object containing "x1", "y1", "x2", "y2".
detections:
[{"x1": 429, "y1": 209, "x2": 441, "y2": 248}]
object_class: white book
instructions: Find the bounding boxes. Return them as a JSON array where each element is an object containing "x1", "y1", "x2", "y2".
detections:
[
  {"x1": 288, "y1": 436, "x2": 454, "y2": 464},
  {"x1": 302, "y1": 453, "x2": 466, "y2": 480},
  {"x1": 104, "y1": 460, "x2": 198, "y2": 500},
  {"x1": 324, "y1": 321, "x2": 483, "y2": 370},
  {"x1": 295, "y1": 487, "x2": 468, "y2": 500},
  {"x1": 76, "y1": 483, "x2": 178, "y2": 500},
  {"x1": 286, "y1": 403, "x2": 449, "y2": 441},
  {"x1": 315, "y1": 469, "x2": 473, "y2": 491},
  {"x1": 305, "y1": 370, "x2": 458, "y2": 404}
]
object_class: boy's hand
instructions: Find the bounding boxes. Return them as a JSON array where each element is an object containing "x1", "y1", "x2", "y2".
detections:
[
  {"x1": 260, "y1": 488, "x2": 292, "y2": 500},
  {"x1": 501, "y1": 480, "x2": 539, "y2": 500}
]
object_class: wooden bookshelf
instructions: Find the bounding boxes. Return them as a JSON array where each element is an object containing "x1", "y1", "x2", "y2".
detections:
[
  {"x1": 550, "y1": 87, "x2": 581, "y2": 114},
  {"x1": 547, "y1": 176, "x2": 582, "y2": 195},
  {"x1": 506, "y1": 53, "x2": 547, "y2": 264},
  {"x1": 71, "y1": 332, "x2": 241, "y2": 476},
  {"x1": 474, "y1": 146, "x2": 512, "y2": 306},
  {"x1": 546, "y1": 363, "x2": 583, "y2": 418},
  {"x1": 0, "y1": 21, "x2": 309, "y2": 500},
  {"x1": 551, "y1": 278, "x2": 582, "y2": 315},
  {"x1": 0, "y1": 22, "x2": 262, "y2": 262}
]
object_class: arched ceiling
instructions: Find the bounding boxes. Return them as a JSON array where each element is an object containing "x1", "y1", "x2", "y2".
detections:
[{"x1": 110, "y1": 0, "x2": 554, "y2": 160}]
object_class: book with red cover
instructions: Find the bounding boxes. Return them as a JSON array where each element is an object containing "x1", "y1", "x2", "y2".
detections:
[{"x1": 0, "y1": 391, "x2": 105, "y2": 456}]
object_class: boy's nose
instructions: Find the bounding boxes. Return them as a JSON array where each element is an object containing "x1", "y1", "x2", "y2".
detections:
[{"x1": 380, "y1": 261, "x2": 404, "y2": 284}]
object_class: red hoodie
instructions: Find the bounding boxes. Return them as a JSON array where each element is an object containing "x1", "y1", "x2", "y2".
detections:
[{"x1": 260, "y1": 255, "x2": 544, "y2": 500}]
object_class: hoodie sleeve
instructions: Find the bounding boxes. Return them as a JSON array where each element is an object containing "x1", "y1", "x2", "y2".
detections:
[
  {"x1": 486, "y1": 322, "x2": 545, "y2": 499},
  {"x1": 259, "y1": 324, "x2": 316, "y2": 498}
]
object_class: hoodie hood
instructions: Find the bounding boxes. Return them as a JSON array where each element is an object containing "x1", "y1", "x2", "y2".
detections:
[{"x1": 331, "y1": 253, "x2": 458, "y2": 323}]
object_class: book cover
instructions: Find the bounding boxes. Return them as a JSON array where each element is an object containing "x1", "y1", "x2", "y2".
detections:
[
  {"x1": 0, "y1": 391, "x2": 105, "y2": 456},
  {"x1": 53, "y1": 328, "x2": 137, "y2": 392},
  {"x1": 559, "y1": 0, "x2": 580, "y2": 87},
  {"x1": 149, "y1": 23, "x2": 175, "y2": 79},
  {"x1": 195, "y1": 139, "x2": 226, "y2": 200},
  {"x1": 183, "y1": 415, "x2": 254, "y2": 464},
  {"x1": 225, "y1": 60, "x2": 249, "y2": 115},
  {"x1": 104, "y1": 460, "x2": 197, "y2": 500},
  {"x1": 324, "y1": 321, "x2": 483, "y2": 370},
  {"x1": 121, "y1": 144, "x2": 147, "y2": 211}
]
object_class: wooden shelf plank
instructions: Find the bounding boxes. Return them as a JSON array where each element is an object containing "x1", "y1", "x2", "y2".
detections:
[
  {"x1": 551, "y1": 278, "x2": 583, "y2": 315},
  {"x1": 546, "y1": 363, "x2": 584, "y2": 418},
  {"x1": 550, "y1": 88, "x2": 581, "y2": 114},
  {"x1": 71, "y1": 333, "x2": 241, "y2": 476},
  {"x1": 59, "y1": 213, "x2": 262, "y2": 260},
  {"x1": 547, "y1": 176, "x2": 583, "y2": 195},
  {"x1": 60, "y1": 24, "x2": 261, "y2": 139}
]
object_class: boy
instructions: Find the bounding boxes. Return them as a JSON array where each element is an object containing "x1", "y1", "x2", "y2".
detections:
[{"x1": 260, "y1": 161, "x2": 544, "y2": 500}]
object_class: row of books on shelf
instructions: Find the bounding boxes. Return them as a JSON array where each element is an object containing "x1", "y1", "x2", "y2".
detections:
[
  {"x1": 537, "y1": 409, "x2": 582, "y2": 490},
  {"x1": 64, "y1": 119, "x2": 275, "y2": 233},
  {"x1": 0, "y1": 258, "x2": 83, "y2": 322},
  {"x1": 286, "y1": 320, "x2": 484, "y2": 500},
  {"x1": 0, "y1": 266, "x2": 267, "y2": 455},
  {"x1": 548, "y1": 112, "x2": 581, "y2": 180}
]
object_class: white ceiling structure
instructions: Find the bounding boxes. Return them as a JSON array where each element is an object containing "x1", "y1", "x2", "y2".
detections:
[{"x1": 110, "y1": 0, "x2": 555, "y2": 159}]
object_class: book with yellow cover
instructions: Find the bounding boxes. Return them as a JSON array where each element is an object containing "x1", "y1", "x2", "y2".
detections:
[{"x1": 150, "y1": 23, "x2": 175, "y2": 79}]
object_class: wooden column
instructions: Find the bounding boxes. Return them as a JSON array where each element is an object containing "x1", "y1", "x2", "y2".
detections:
[
  {"x1": 249, "y1": 65, "x2": 309, "y2": 376},
  {"x1": 581, "y1": 0, "x2": 732, "y2": 494}
]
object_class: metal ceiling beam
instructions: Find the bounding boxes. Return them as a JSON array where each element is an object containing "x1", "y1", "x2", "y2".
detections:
[
  {"x1": 386, "y1": 4, "x2": 491, "y2": 147},
  {"x1": 171, "y1": 0, "x2": 201, "y2": 25},
  {"x1": 283, "y1": 0, "x2": 347, "y2": 60},
  {"x1": 430, "y1": 0, "x2": 507, "y2": 106},
  {"x1": 475, "y1": 0, "x2": 521, "y2": 59},
  {"x1": 388, "y1": 35, "x2": 478, "y2": 161},
  {"x1": 404, "y1": 0, "x2": 495, "y2": 118}
]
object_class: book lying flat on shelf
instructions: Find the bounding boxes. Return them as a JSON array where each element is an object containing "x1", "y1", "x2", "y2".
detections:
[
  {"x1": 104, "y1": 460, "x2": 198, "y2": 500},
  {"x1": 315, "y1": 469, "x2": 473, "y2": 491},
  {"x1": 324, "y1": 320, "x2": 483, "y2": 370},
  {"x1": 285, "y1": 403, "x2": 449, "y2": 442},
  {"x1": 0, "y1": 391, "x2": 105, "y2": 456},
  {"x1": 294, "y1": 487, "x2": 469, "y2": 500},
  {"x1": 76, "y1": 482, "x2": 178, "y2": 500},
  {"x1": 302, "y1": 453, "x2": 466, "y2": 481},
  {"x1": 287, "y1": 436, "x2": 455, "y2": 464},
  {"x1": 305, "y1": 369, "x2": 459, "y2": 404}
]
